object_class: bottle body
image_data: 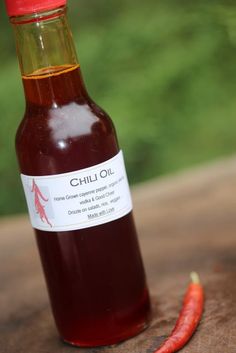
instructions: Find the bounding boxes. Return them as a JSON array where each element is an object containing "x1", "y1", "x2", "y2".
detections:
[{"x1": 16, "y1": 65, "x2": 151, "y2": 346}]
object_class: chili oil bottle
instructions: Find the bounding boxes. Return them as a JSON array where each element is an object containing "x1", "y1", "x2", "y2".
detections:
[{"x1": 5, "y1": 0, "x2": 151, "y2": 346}]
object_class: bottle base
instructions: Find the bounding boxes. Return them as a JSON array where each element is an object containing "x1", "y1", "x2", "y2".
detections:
[{"x1": 61, "y1": 320, "x2": 150, "y2": 348}]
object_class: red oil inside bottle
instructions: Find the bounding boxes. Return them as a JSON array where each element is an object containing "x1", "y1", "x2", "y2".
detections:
[{"x1": 16, "y1": 64, "x2": 151, "y2": 346}]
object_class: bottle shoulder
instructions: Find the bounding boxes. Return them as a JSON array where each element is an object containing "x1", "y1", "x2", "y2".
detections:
[
  {"x1": 17, "y1": 99, "x2": 115, "y2": 140},
  {"x1": 16, "y1": 100, "x2": 119, "y2": 175}
]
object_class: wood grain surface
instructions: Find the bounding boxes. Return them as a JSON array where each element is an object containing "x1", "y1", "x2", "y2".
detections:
[{"x1": 1, "y1": 157, "x2": 236, "y2": 353}]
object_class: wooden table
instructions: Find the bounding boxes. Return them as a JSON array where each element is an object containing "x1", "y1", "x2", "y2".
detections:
[{"x1": 1, "y1": 158, "x2": 236, "y2": 353}]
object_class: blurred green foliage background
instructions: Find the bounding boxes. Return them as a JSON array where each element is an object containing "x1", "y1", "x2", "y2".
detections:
[{"x1": 1, "y1": 0, "x2": 236, "y2": 216}]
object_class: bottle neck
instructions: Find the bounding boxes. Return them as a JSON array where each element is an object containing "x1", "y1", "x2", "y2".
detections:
[{"x1": 11, "y1": 6, "x2": 87, "y2": 106}]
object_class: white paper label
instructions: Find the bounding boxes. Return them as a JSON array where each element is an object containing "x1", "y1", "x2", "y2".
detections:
[{"x1": 21, "y1": 151, "x2": 133, "y2": 232}]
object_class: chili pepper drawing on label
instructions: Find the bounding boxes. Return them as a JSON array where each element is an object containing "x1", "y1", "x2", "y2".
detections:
[{"x1": 31, "y1": 179, "x2": 52, "y2": 227}]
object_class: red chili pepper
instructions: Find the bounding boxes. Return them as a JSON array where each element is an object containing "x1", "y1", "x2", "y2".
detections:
[{"x1": 153, "y1": 272, "x2": 204, "y2": 353}]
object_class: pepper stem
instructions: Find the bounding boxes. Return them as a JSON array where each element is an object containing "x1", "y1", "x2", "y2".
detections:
[{"x1": 190, "y1": 272, "x2": 200, "y2": 284}]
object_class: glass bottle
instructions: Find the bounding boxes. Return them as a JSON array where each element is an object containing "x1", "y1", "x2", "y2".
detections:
[{"x1": 6, "y1": 0, "x2": 151, "y2": 347}]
